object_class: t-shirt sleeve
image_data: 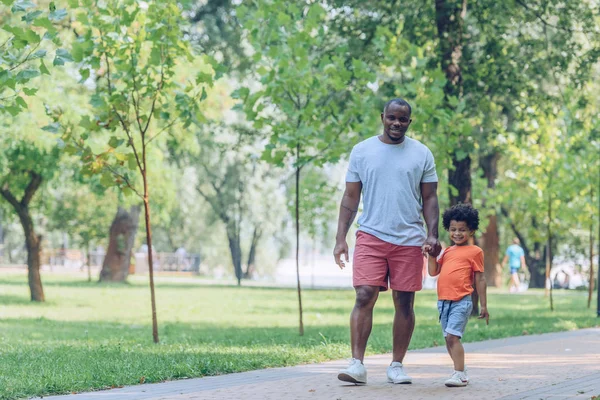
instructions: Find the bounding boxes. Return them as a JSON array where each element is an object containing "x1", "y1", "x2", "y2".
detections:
[
  {"x1": 470, "y1": 249, "x2": 484, "y2": 272},
  {"x1": 518, "y1": 247, "x2": 524, "y2": 257},
  {"x1": 345, "y1": 146, "x2": 361, "y2": 183},
  {"x1": 421, "y1": 147, "x2": 438, "y2": 183},
  {"x1": 436, "y1": 248, "x2": 446, "y2": 265}
]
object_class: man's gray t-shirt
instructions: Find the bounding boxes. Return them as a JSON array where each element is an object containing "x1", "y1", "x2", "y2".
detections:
[{"x1": 346, "y1": 136, "x2": 438, "y2": 246}]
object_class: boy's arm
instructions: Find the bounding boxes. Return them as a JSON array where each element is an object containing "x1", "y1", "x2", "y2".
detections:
[
  {"x1": 474, "y1": 271, "x2": 489, "y2": 324},
  {"x1": 427, "y1": 255, "x2": 441, "y2": 277}
]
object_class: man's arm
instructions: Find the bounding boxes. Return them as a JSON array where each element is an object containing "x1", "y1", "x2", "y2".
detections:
[
  {"x1": 421, "y1": 182, "x2": 441, "y2": 257},
  {"x1": 475, "y1": 271, "x2": 489, "y2": 324},
  {"x1": 501, "y1": 254, "x2": 508, "y2": 268},
  {"x1": 333, "y1": 181, "x2": 362, "y2": 269}
]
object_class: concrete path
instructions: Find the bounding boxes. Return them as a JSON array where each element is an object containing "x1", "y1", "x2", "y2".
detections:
[{"x1": 44, "y1": 328, "x2": 600, "y2": 400}]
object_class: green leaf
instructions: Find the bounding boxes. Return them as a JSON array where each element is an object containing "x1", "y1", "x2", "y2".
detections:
[
  {"x1": 1, "y1": 0, "x2": 15, "y2": 6},
  {"x1": 49, "y1": 1, "x2": 56, "y2": 11},
  {"x1": 53, "y1": 48, "x2": 73, "y2": 65},
  {"x1": 16, "y1": 96, "x2": 27, "y2": 109},
  {"x1": 49, "y1": 8, "x2": 68, "y2": 22},
  {"x1": 122, "y1": 186, "x2": 133, "y2": 197},
  {"x1": 40, "y1": 59, "x2": 50, "y2": 75},
  {"x1": 23, "y1": 87, "x2": 37, "y2": 95},
  {"x1": 195, "y1": 72, "x2": 213, "y2": 85},
  {"x1": 33, "y1": 17, "x2": 53, "y2": 30},
  {"x1": 21, "y1": 10, "x2": 43, "y2": 23},
  {"x1": 31, "y1": 49, "x2": 47, "y2": 59},
  {"x1": 16, "y1": 69, "x2": 40, "y2": 82},
  {"x1": 127, "y1": 154, "x2": 137, "y2": 170},
  {"x1": 11, "y1": 0, "x2": 36, "y2": 12},
  {"x1": 108, "y1": 136, "x2": 124, "y2": 148},
  {"x1": 200, "y1": 87, "x2": 207, "y2": 101},
  {"x1": 42, "y1": 122, "x2": 61, "y2": 133},
  {"x1": 100, "y1": 172, "x2": 114, "y2": 187},
  {"x1": 79, "y1": 68, "x2": 90, "y2": 83}
]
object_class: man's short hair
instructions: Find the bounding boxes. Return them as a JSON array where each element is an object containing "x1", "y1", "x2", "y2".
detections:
[{"x1": 383, "y1": 98, "x2": 412, "y2": 115}]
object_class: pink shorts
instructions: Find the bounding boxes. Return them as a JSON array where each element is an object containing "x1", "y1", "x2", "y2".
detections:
[{"x1": 353, "y1": 231, "x2": 425, "y2": 292}]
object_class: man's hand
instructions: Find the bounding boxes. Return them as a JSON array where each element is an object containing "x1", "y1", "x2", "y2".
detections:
[
  {"x1": 333, "y1": 241, "x2": 349, "y2": 269},
  {"x1": 478, "y1": 306, "x2": 490, "y2": 325},
  {"x1": 423, "y1": 236, "x2": 441, "y2": 257}
]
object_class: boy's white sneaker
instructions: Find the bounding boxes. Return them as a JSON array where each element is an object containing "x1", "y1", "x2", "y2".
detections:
[
  {"x1": 445, "y1": 370, "x2": 469, "y2": 387},
  {"x1": 387, "y1": 361, "x2": 412, "y2": 384},
  {"x1": 338, "y1": 358, "x2": 367, "y2": 384}
]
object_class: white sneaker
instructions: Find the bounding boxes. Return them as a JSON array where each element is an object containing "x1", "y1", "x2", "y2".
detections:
[
  {"x1": 445, "y1": 370, "x2": 469, "y2": 387},
  {"x1": 338, "y1": 358, "x2": 367, "y2": 384},
  {"x1": 387, "y1": 361, "x2": 412, "y2": 384}
]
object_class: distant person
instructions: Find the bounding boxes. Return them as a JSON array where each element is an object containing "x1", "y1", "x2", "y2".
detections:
[
  {"x1": 501, "y1": 238, "x2": 527, "y2": 293},
  {"x1": 333, "y1": 98, "x2": 441, "y2": 385},
  {"x1": 423, "y1": 204, "x2": 489, "y2": 387}
]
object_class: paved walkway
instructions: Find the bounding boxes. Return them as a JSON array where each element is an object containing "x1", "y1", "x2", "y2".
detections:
[{"x1": 45, "y1": 328, "x2": 600, "y2": 400}]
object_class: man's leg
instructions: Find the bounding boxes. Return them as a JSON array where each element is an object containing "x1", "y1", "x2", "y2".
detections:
[
  {"x1": 391, "y1": 290, "x2": 415, "y2": 362},
  {"x1": 350, "y1": 285, "x2": 380, "y2": 361}
]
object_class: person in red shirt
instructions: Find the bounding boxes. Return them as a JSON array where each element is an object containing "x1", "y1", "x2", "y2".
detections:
[{"x1": 423, "y1": 204, "x2": 489, "y2": 387}]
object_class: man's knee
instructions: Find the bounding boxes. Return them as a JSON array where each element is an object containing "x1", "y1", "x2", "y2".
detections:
[{"x1": 354, "y1": 286, "x2": 379, "y2": 309}]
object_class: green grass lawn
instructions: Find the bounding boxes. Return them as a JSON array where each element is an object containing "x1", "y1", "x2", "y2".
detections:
[{"x1": 0, "y1": 273, "x2": 598, "y2": 400}]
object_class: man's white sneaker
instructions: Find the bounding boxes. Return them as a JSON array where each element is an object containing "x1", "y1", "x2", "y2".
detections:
[
  {"x1": 445, "y1": 370, "x2": 469, "y2": 387},
  {"x1": 337, "y1": 358, "x2": 367, "y2": 384},
  {"x1": 386, "y1": 361, "x2": 412, "y2": 384}
]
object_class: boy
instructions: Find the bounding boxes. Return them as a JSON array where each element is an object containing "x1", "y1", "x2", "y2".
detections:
[{"x1": 422, "y1": 204, "x2": 489, "y2": 387}]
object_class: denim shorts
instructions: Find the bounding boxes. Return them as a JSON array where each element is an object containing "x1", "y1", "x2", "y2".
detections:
[
  {"x1": 510, "y1": 267, "x2": 520, "y2": 275},
  {"x1": 437, "y1": 295, "x2": 473, "y2": 338}
]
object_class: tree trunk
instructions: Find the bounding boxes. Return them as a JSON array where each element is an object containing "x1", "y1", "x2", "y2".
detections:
[
  {"x1": 295, "y1": 146, "x2": 304, "y2": 336},
  {"x1": 244, "y1": 226, "x2": 261, "y2": 279},
  {"x1": 435, "y1": 0, "x2": 470, "y2": 207},
  {"x1": 23, "y1": 211, "x2": 43, "y2": 302},
  {"x1": 86, "y1": 243, "x2": 92, "y2": 282},
  {"x1": 99, "y1": 206, "x2": 140, "y2": 282},
  {"x1": 143, "y1": 196, "x2": 159, "y2": 344},
  {"x1": 479, "y1": 152, "x2": 501, "y2": 287},
  {"x1": 0, "y1": 172, "x2": 44, "y2": 301},
  {"x1": 227, "y1": 228, "x2": 243, "y2": 286},
  {"x1": 588, "y1": 221, "x2": 594, "y2": 308}
]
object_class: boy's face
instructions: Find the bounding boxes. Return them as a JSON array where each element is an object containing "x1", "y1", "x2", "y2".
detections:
[{"x1": 449, "y1": 220, "x2": 473, "y2": 246}]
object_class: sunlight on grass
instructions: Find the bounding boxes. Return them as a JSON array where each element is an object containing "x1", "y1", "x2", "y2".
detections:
[{"x1": 0, "y1": 273, "x2": 598, "y2": 399}]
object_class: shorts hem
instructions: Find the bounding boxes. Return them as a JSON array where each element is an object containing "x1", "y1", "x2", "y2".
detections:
[
  {"x1": 390, "y1": 285, "x2": 422, "y2": 292},
  {"x1": 353, "y1": 281, "x2": 387, "y2": 291},
  {"x1": 444, "y1": 328, "x2": 464, "y2": 338}
]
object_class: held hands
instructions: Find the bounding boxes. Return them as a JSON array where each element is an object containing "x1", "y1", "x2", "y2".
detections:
[
  {"x1": 478, "y1": 306, "x2": 490, "y2": 325},
  {"x1": 422, "y1": 236, "x2": 441, "y2": 257},
  {"x1": 333, "y1": 241, "x2": 349, "y2": 269}
]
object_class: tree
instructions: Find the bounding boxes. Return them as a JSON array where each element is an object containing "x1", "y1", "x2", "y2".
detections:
[
  {"x1": 0, "y1": 140, "x2": 60, "y2": 301},
  {"x1": 46, "y1": 170, "x2": 116, "y2": 281},
  {"x1": 62, "y1": 0, "x2": 216, "y2": 343},
  {"x1": 171, "y1": 123, "x2": 273, "y2": 285},
  {"x1": 0, "y1": 0, "x2": 70, "y2": 116},
  {"x1": 238, "y1": 0, "x2": 375, "y2": 335}
]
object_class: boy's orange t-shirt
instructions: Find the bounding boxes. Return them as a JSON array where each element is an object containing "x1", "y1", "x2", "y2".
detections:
[{"x1": 437, "y1": 245, "x2": 484, "y2": 301}]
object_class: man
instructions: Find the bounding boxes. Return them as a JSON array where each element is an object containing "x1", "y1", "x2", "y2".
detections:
[
  {"x1": 501, "y1": 238, "x2": 527, "y2": 293},
  {"x1": 333, "y1": 98, "x2": 441, "y2": 385}
]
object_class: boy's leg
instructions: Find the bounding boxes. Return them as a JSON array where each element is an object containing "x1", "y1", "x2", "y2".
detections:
[{"x1": 445, "y1": 334, "x2": 465, "y2": 371}]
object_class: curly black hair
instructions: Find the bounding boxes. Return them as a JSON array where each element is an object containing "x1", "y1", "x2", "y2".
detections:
[{"x1": 442, "y1": 203, "x2": 480, "y2": 231}]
